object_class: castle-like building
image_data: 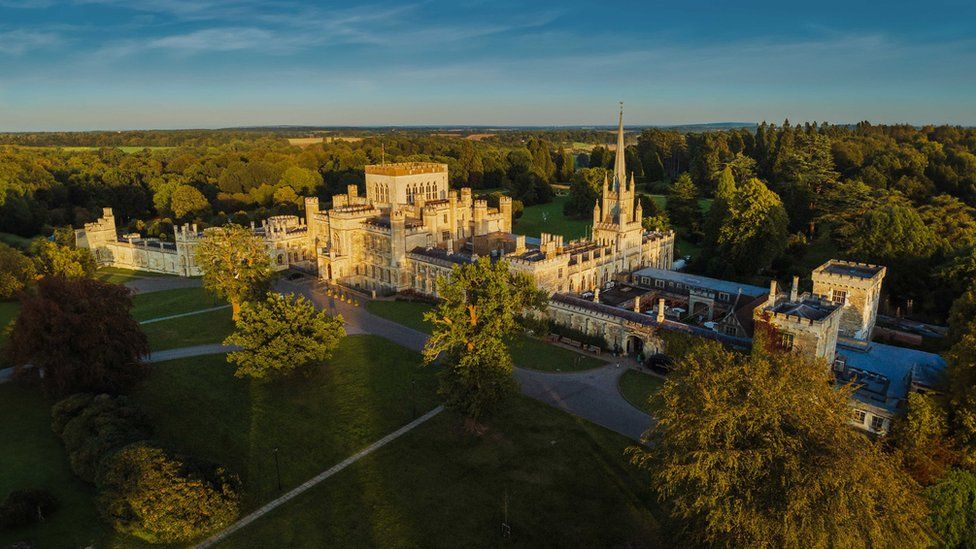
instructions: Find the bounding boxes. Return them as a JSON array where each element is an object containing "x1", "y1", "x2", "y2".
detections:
[{"x1": 78, "y1": 108, "x2": 674, "y2": 299}]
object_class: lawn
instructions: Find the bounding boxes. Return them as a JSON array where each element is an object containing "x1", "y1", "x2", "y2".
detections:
[
  {"x1": 141, "y1": 307, "x2": 235, "y2": 350},
  {"x1": 0, "y1": 384, "x2": 112, "y2": 548},
  {"x1": 367, "y1": 300, "x2": 605, "y2": 372},
  {"x1": 618, "y1": 369, "x2": 665, "y2": 414},
  {"x1": 132, "y1": 286, "x2": 225, "y2": 321},
  {"x1": 514, "y1": 196, "x2": 590, "y2": 241},
  {"x1": 216, "y1": 395, "x2": 665, "y2": 548},
  {"x1": 366, "y1": 300, "x2": 432, "y2": 333},
  {"x1": 0, "y1": 232, "x2": 34, "y2": 251},
  {"x1": 94, "y1": 266, "x2": 174, "y2": 284},
  {"x1": 0, "y1": 300, "x2": 20, "y2": 353},
  {"x1": 133, "y1": 336, "x2": 441, "y2": 509}
]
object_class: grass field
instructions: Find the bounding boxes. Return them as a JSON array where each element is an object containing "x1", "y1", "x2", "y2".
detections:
[
  {"x1": 132, "y1": 286, "x2": 224, "y2": 321},
  {"x1": 0, "y1": 384, "x2": 112, "y2": 547},
  {"x1": 366, "y1": 300, "x2": 605, "y2": 372},
  {"x1": 0, "y1": 232, "x2": 34, "y2": 251},
  {"x1": 216, "y1": 394, "x2": 663, "y2": 548},
  {"x1": 0, "y1": 300, "x2": 20, "y2": 352},
  {"x1": 134, "y1": 336, "x2": 441, "y2": 509},
  {"x1": 618, "y1": 369, "x2": 665, "y2": 415},
  {"x1": 514, "y1": 196, "x2": 590, "y2": 241},
  {"x1": 94, "y1": 266, "x2": 174, "y2": 284},
  {"x1": 141, "y1": 307, "x2": 235, "y2": 350}
]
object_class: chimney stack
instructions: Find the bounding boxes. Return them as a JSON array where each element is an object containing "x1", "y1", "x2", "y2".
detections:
[
  {"x1": 633, "y1": 297, "x2": 640, "y2": 313},
  {"x1": 768, "y1": 280, "x2": 778, "y2": 307},
  {"x1": 790, "y1": 276, "x2": 799, "y2": 302},
  {"x1": 656, "y1": 298, "x2": 666, "y2": 323}
]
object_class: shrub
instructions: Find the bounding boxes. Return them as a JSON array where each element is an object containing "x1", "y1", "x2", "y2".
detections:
[
  {"x1": 51, "y1": 394, "x2": 151, "y2": 484},
  {"x1": 0, "y1": 489, "x2": 59, "y2": 530},
  {"x1": 547, "y1": 320, "x2": 610, "y2": 350},
  {"x1": 99, "y1": 443, "x2": 241, "y2": 544}
]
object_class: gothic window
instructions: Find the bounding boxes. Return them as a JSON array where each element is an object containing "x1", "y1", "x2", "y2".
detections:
[{"x1": 832, "y1": 289, "x2": 848, "y2": 304}]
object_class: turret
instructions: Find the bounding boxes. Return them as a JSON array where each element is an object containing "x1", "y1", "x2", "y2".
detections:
[
  {"x1": 499, "y1": 195, "x2": 513, "y2": 233},
  {"x1": 390, "y1": 207, "x2": 406, "y2": 270},
  {"x1": 634, "y1": 197, "x2": 642, "y2": 225},
  {"x1": 473, "y1": 199, "x2": 488, "y2": 235}
]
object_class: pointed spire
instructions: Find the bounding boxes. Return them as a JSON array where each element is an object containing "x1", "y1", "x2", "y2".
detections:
[
  {"x1": 613, "y1": 101, "x2": 626, "y2": 191},
  {"x1": 628, "y1": 173, "x2": 635, "y2": 193}
]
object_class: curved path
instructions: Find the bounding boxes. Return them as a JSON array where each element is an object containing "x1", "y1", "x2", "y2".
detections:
[{"x1": 277, "y1": 278, "x2": 652, "y2": 441}]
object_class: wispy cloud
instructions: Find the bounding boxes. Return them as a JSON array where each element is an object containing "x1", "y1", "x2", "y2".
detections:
[{"x1": 0, "y1": 28, "x2": 62, "y2": 55}]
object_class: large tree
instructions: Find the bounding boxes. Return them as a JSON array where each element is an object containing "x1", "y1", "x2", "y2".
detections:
[
  {"x1": 563, "y1": 167, "x2": 607, "y2": 218},
  {"x1": 945, "y1": 303, "x2": 976, "y2": 467},
  {"x1": 6, "y1": 277, "x2": 148, "y2": 397},
  {"x1": 630, "y1": 337, "x2": 931, "y2": 547},
  {"x1": 29, "y1": 240, "x2": 97, "y2": 279},
  {"x1": 666, "y1": 172, "x2": 700, "y2": 229},
  {"x1": 716, "y1": 177, "x2": 789, "y2": 275},
  {"x1": 224, "y1": 292, "x2": 345, "y2": 379},
  {"x1": 99, "y1": 442, "x2": 240, "y2": 544},
  {"x1": 0, "y1": 242, "x2": 36, "y2": 298},
  {"x1": 194, "y1": 224, "x2": 274, "y2": 319},
  {"x1": 169, "y1": 184, "x2": 210, "y2": 220},
  {"x1": 423, "y1": 258, "x2": 546, "y2": 419}
]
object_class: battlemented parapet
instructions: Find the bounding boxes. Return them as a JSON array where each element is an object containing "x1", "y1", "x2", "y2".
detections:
[
  {"x1": 754, "y1": 279, "x2": 843, "y2": 360},
  {"x1": 812, "y1": 259, "x2": 885, "y2": 341}
]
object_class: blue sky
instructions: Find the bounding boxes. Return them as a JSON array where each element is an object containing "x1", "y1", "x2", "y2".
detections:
[{"x1": 1, "y1": 0, "x2": 974, "y2": 130}]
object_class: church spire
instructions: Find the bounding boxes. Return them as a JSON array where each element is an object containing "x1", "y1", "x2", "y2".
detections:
[{"x1": 613, "y1": 101, "x2": 626, "y2": 191}]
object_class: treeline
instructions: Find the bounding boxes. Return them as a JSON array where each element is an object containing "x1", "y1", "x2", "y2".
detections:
[
  {"x1": 0, "y1": 133, "x2": 568, "y2": 241},
  {"x1": 564, "y1": 121, "x2": 976, "y2": 323}
]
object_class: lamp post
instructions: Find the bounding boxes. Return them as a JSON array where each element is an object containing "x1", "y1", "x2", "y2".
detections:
[
  {"x1": 411, "y1": 379, "x2": 417, "y2": 419},
  {"x1": 273, "y1": 447, "x2": 282, "y2": 492}
]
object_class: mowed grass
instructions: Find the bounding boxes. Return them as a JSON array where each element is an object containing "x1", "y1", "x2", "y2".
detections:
[
  {"x1": 133, "y1": 335, "x2": 441, "y2": 509},
  {"x1": 217, "y1": 395, "x2": 664, "y2": 548},
  {"x1": 515, "y1": 196, "x2": 590, "y2": 241},
  {"x1": 0, "y1": 385, "x2": 111, "y2": 548},
  {"x1": 94, "y1": 266, "x2": 174, "y2": 284},
  {"x1": 618, "y1": 369, "x2": 665, "y2": 414},
  {"x1": 141, "y1": 307, "x2": 235, "y2": 350},
  {"x1": 0, "y1": 300, "x2": 20, "y2": 352},
  {"x1": 366, "y1": 300, "x2": 605, "y2": 372},
  {"x1": 132, "y1": 286, "x2": 225, "y2": 321}
]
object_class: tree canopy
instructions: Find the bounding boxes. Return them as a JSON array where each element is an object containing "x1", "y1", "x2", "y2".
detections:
[
  {"x1": 225, "y1": 292, "x2": 345, "y2": 379},
  {"x1": 630, "y1": 337, "x2": 931, "y2": 547},
  {"x1": 6, "y1": 276, "x2": 148, "y2": 397},
  {"x1": 194, "y1": 224, "x2": 274, "y2": 319},
  {"x1": 423, "y1": 258, "x2": 547, "y2": 419}
]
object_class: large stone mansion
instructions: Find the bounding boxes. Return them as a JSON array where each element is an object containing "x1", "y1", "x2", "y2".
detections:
[
  {"x1": 76, "y1": 108, "x2": 943, "y2": 438},
  {"x1": 78, "y1": 107, "x2": 675, "y2": 298}
]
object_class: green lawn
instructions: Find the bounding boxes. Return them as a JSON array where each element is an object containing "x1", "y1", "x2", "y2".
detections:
[
  {"x1": 132, "y1": 286, "x2": 224, "y2": 321},
  {"x1": 366, "y1": 300, "x2": 432, "y2": 333},
  {"x1": 618, "y1": 369, "x2": 665, "y2": 414},
  {"x1": 0, "y1": 232, "x2": 34, "y2": 251},
  {"x1": 141, "y1": 307, "x2": 235, "y2": 350},
  {"x1": 0, "y1": 385, "x2": 112, "y2": 547},
  {"x1": 133, "y1": 336, "x2": 441, "y2": 509},
  {"x1": 515, "y1": 196, "x2": 590, "y2": 241},
  {"x1": 94, "y1": 266, "x2": 174, "y2": 284},
  {"x1": 0, "y1": 300, "x2": 20, "y2": 353},
  {"x1": 217, "y1": 395, "x2": 664, "y2": 548},
  {"x1": 367, "y1": 300, "x2": 605, "y2": 372}
]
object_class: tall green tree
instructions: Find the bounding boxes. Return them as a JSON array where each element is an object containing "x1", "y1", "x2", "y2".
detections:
[
  {"x1": 194, "y1": 224, "x2": 274, "y2": 319},
  {"x1": 890, "y1": 393, "x2": 958, "y2": 485},
  {"x1": 925, "y1": 469, "x2": 976, "y2": 548},
  {"x1": 423, "y1": 258, "x2": 546, "y2": 420},
  {"x1": 629, "y1": 337, "x2": 931, "y2": 547},
  {"x1": 665, "y1": 173, "x2": 700, "y2": 229},
  {"x1": 716, "y1": 177, "x2": 789, "y2": 275},
  {"x1": 563, "y1": 167, "x2": 608, "y2": 218},
  {"x1": 225, "y1": 292, "x2": 345, "y2": 379},
  {"x1": 169, "y1": 184, "x2": 210, "y2": 220},
  {"x1": 702, "y1": 166, "x2": 736, "y2": 253},
  {"x1": 30, "y1": 240, "x2": 96, "y2": 279},
  {"x1": 0, "y1": 242, "x2": 36, "y2": 298}
]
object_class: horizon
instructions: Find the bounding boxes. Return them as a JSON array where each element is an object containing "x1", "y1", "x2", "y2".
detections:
[{"x1": 1, "y1": 0, "x2": 975, "y2": 131}]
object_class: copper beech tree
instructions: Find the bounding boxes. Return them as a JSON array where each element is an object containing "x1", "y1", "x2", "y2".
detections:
[{"x1": 6, "y1": 276, "x2": 148, "y2": 397}]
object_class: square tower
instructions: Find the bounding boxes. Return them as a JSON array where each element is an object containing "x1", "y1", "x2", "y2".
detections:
[
  {"x1": 364, "y1": 162, "x2": 449, "y2": 208},
  {"x1": 811, "y1": 260, "x2": 885, "y2": 341},
  {"x1": 754, "y1": 281, "x2": 844, "y2": 361}
]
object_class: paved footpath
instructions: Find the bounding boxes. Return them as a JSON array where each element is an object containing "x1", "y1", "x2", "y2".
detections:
[
  {"x1": 278, "y1": 278, "x2": 652, "y2": 441},
  {"x1": 195, "y1": 405, "x2": 445, "y2": 549},
  {"x1": 124, "y1": 276, "x2": 202, "y2": 294},
  {"x1": 144, "y1": 343, "x2": 241, "y2": 363}
]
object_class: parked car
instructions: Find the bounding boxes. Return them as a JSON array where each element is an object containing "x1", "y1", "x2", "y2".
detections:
[{"x1": 645, "y1": 353, "x2": 674, "y2": 376}]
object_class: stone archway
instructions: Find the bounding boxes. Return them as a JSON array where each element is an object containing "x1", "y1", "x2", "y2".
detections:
[{"x1": 625, "y1": 335, "x2": 644, "y2": 357}]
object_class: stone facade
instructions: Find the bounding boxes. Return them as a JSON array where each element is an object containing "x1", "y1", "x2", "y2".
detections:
[
  {"x1": 811, "y1": 260, "x2": 885, "y2": 341},
  {"x1": 76, "y1": 208, "x2": 315, "y2": 276},
  {"x1": 753, "y1": 279, "x2": 843, "y2": 361}
]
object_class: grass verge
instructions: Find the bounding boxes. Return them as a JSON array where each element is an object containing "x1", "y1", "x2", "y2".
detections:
[
  {"x1": 618, "y1": 369, "x2": 665, "y2": 414},
  {"x1": 141, "y1": 307, "x2": 235, "y2": 351},
  {"x1": 132, "y1": 286, "x2": 224, "y2": 321},
  {"x1": 95, "y1": 266, "x2": 174, "y2": 284}
]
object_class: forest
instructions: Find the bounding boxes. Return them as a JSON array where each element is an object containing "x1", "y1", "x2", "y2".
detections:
[{"x1": 1, "y1": 121, "x2": 975, "y2": 326}]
